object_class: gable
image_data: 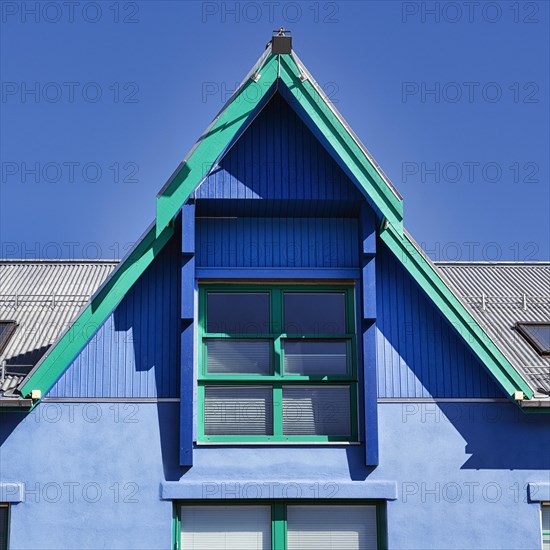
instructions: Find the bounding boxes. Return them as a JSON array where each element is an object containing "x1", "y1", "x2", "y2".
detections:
[
  {"x1": 194, "y1": 93, "x2": 363, "y2": 215},
  {"x1": 17, "y1": 43, "x2": 538, "y2": 409}
]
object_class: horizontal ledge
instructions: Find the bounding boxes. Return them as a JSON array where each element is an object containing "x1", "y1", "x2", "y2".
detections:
[
  {"x1": 0, "y1": 398, "x2": 33, "y2": 408},
  {"x1": 196, "y1": 268, "x2": 360, "y2": 279},
  {"x1": 0, "y1": 483, "x2": 24, "y2": 503},
  {"x1": 161, "y1": 480, "x2": 398, "y2": 501},
  {"x1": 41, "y1": 398, "x2": 180, "y2": 403},
  {"x1": 196, "y1": 441, "x2": 362, "y2": 446},
  {"x1": 377, "y1": 398, "x2": 510, "y2": 403},
  {"x1": 528, "y1": 482, "x2": 550, "y2": 502}
]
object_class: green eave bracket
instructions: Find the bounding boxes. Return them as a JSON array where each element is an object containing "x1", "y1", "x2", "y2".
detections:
[
  {"x1": 19, "y1": 222, "x2": 174, "y2": 399},
  {"x1": 380, "y1": 221, "x2": 534, "y2": 401}
]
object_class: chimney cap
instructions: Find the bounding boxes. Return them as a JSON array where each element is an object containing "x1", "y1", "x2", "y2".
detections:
[{"x1": 271, "y1": 28, "x2": 292, "y2": 54}]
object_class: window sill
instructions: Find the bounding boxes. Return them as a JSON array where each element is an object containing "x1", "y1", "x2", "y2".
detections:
[{"x1": 195, "y1": 441, "x2": 362, "y2": 446}]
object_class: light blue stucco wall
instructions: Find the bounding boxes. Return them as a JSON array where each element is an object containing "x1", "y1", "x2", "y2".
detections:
[{"x1": 1, "y1": 401, "x2": 548, "y2": 549}]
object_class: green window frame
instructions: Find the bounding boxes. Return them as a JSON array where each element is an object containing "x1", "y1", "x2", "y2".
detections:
[
  {"x1": 174, "y1": 500, "x2": 386, "y2": 550},
  {"x1": 543, "y1": 503, "x2": 550, "y2": 550},
  {"x1": 198, "y1": 283, "x2": 358, "y2": 443}
]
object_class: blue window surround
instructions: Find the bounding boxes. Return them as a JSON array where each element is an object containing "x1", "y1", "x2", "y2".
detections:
[{"x1": 180, "y1": 202, "x2": 380, "y2": 466}]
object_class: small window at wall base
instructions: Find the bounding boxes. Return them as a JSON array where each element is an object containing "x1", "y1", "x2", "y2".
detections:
[
  {"x1": 176, "y1": 501, "x2": 384, "y2": 550},
  {"x1": 0, "y1": 322, "x2": 17, "y2": 355},
  {"x1": 543, "y1": 503, "x2": 550, "y2": 550},
  {"x1": 515, "y1": 323, "x2": 550, "y2": 356},
  {"x1": 198, "y1": 284, "x2": 358, "y2": 443},
  {"x1": 0, "y1": 504, "x2": 9, "y2": 550}
]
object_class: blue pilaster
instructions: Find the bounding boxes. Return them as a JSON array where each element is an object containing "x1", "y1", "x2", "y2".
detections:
[
  {"x1": 180, "y1": 203, "x2": 195, "y2": 466},
  {"x1": 361, "y1": 205, "x2": 379, "y2": 466}
]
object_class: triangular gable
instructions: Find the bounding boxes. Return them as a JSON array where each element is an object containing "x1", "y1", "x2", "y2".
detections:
[
  {"x1": 194, "y1": 93, "x2": 364, "y2": 213},
  {"x1": 19, "y1": 43, "x2": 535, "y2": 406}
]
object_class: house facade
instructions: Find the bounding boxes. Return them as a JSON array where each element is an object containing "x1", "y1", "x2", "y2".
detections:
[{"x1": 1, "y1": 36, "x2": 549, "y2": 549}]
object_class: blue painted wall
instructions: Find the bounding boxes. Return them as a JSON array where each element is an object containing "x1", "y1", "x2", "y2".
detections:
[
  {"x1": 196, "y1": 217, "x2": 359, "y2": 269},
  {"x1": 1, "y1": 402, "x2": 548, "y2": 549},
  {"x1": 48, "y1": 234, "x2": 181, "y2": 398}
]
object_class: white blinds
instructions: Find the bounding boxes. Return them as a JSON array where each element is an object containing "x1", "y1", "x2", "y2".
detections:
[
  {"x1": 284, "y1": 340, "x2": 348, "y2": 375},
  {"x1": 206, "y1": 339, "x2": 272, "y2": 375},
  {"x1": 287, "y1": 505, "x2": 378, "y2": 550},
  {"x1": 180, "y1": 505, "x2": 271, "y2": 550},
  {"x1": 282, "y1": 385, "x2": 351, "y2": 436},
  {"x1": 204, "y1": 386, "x2": 273, "y2": 435}
]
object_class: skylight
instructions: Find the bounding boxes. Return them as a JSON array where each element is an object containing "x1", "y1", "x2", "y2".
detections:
[
  {"x1": 516, "y1": 323, "x2": 550, "y2": 356},
  {"x1": 0, "y1": 321, "x2": 17, "y2": 355}
]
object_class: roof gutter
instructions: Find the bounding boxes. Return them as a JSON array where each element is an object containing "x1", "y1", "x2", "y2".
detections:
[{"x1": 0, "y1": 397, "x2": 33, "y2": 408}]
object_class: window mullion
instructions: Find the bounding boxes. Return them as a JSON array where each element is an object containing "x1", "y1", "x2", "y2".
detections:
[
  {"x1": 273, "y1": 384, "x2": 283, "y2": 437},
  {"x1": 272, "y1": 503, "x2": 287, "y2": 550}
]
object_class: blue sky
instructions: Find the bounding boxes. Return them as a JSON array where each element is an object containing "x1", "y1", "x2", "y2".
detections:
[{"x1": 1, "y1": 1, "x2": 548, "y2": 261}]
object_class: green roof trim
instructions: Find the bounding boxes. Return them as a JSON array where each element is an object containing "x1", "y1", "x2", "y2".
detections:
[
  {"x1": 19, "y1": 222, "x2": 174, "y2": 398},
  {"x1": 277, "y1": 54, "x2": 403, "y2": 230},
  {"x1": 380, "y1": 222, "x2": 534, "y2": 400},
  {"x1": 17, "y1": 46, "x2": 535, "y2": 406},
  {"x1": 155, "y1": 54, "x2": 280, "y2": 234}
]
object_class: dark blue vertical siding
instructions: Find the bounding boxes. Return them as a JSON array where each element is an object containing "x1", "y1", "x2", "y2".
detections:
[
  {"x1": 49, "y1": 235, "x2": 181, "y2": 398},
  {"x1": 195, "y1": 217, "x2": 359, "y2": 269},
  {"x1": 376, "y1": 242, "x2": 504, "y2": 398},
  {"x1": 194, "y1": 93, "x2": 363, "y2": 204}
]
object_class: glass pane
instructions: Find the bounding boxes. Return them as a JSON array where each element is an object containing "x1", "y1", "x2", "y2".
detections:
[
  {"x1": 287, "y1": 505, "x2": 378, "y2": 550},
  {"x1": 284, "y1": 340, "x2": 348, "y2": 376},
  {"x1": 207, "y1": 293, "x2": 270, "y2": 334},
  {"x1": 181, "y1": 505, "x2": 271, "y2": 550},
  {"x1": 520, "y1": 324, "x2": 550, "y2": 353},
  {"x1": 284, "y1": 293, "x2": 346, "y2": 334},
  {"x1": 206, "y1": 340, "x2": 271, "y2": 375},
  {"x1": 204, "y1": 386, "x2": 273, "y2": 436},
  {"x1": 282, "y1": 385, "x2": 351, "y2": 436}
]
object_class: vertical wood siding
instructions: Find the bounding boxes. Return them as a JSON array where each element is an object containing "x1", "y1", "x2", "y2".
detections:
[
  {"x1": 376, "y1": 243, "x2": 504, "y2": 398},
  {"x1": 48, "y1": 235, "x2": 181, "y2": 398},
  {"x1": 194, "y1": 93, "x2": 362, "y2": 204},
  {"x1": 196, "y1": 217, "x2": 359, "y2": 269}
]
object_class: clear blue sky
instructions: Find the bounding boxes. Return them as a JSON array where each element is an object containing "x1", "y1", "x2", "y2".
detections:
[{"x1": 1, "y1": 1, "x2": 548, "y2": 261}]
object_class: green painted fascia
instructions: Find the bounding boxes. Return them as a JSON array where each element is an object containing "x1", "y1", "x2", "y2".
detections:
[
  {"x1": 155, "y1": 55, "x2": 280, "y2": 234},
  {"x1": 278, "y1": 55, "x2": 403, "y2": 231},
  {"x1": 19, "y1": 223, "x2": 174, "y2": 398},
  {"x1": 380, "y1": 222, "x2": 534, "y2": 400},
  {"x1": 155, "y1": 52, "x2": 403, "y2": 235}
]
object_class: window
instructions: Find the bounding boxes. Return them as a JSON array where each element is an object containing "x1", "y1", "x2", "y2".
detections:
[
  {"x1": 177, "y1": 503, "x2": 380, "y2": 550},
  {"x1": 0, "y1": 504, "x2": 8, "y2": 550},
  {"x1": 0, "y1": 322, "x2": 16, "y2": 355},
  {"x1": 516, "y1": 323, "x2": 550, "y2": 356},
  {"x1": 198, "y1": 284, "x2": 358, "y2": 442},
  {"x1": 543, "y1": 504, "x2": 550, "y2": 550}
]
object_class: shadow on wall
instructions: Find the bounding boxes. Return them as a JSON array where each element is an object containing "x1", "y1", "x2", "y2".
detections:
[
  {"x1": 111, "y1": 224, "x2": 186, "y2": 482},
  {"x1": 376, "y1": 243, "x2": 550, "y2": 470}
]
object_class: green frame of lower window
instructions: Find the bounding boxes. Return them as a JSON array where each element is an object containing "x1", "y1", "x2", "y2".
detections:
[
  {"x1": 197, "y1": 283, "x2": 358, "y2": 443},
  {"x1": 174, "y1": 500, "x2": 386, "y2": 550},
  {"x1": 543, "y1": 503, "x2": 550, "y2": 548}
]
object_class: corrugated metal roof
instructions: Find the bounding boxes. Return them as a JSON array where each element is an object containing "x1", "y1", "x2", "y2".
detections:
[
  {"x1": 0, "y1": 260, "x2": 117, "y2": 393},
  {"x1": 436, "y1": 262, "x2": 550, "y2": 397}
]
